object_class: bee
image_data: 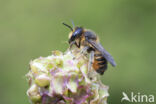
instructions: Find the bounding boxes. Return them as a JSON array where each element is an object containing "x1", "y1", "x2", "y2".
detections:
[{"x1": 62, "y1": 22, "x2": 116, "y2": 75}]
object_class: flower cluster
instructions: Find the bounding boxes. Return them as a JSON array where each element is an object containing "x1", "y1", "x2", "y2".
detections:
[{"x1": 26, "y1": 50, "x2": 109, "y2": 104}]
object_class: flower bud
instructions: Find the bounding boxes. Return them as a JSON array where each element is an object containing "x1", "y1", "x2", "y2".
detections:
[
  {"x1": 35, "y1": 74, "x2": 50, "y2": 87},
  {"x1": 27, "y1": 84, "x2": 41, "y2": 103},
  {"x1": 26, "y1": 50, "x2": 109, "y2": 104}
]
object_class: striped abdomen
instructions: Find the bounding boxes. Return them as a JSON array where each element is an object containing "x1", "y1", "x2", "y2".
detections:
[{"x1": 93, "y1": 51, "x2": 107, "y2": 75}]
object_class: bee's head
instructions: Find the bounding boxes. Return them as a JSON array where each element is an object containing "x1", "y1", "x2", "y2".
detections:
[
  {"x1": 69, "y1": 27, "x2": 83, "y2": 43},
  {"x1": 62, "y1": 22, "x2": 83, "y2": 44}
]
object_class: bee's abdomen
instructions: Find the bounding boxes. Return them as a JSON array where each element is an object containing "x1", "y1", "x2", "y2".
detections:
[{"x1": 93, "y1": 53, "x2": 107, "y2": 75}]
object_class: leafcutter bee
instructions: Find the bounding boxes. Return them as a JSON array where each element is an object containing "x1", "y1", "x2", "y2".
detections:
[{"x1": 62, "y1": 22, "x2": 116, "y2": 75}]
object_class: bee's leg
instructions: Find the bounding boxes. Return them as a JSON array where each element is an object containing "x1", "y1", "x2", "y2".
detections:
[
  {"x1": 75, "y1": 46, "x2": 89, "y2": 59},
  {"x1": 88, "y1": 51, "x2": 94, "y2": 74},
  {"x1": 74, "y1": 46, "x2": 88, "y2": 58},
  {"x1": 80, "y1": 46, "x2": 89, "y2": 54},
  {"x1": 69, "y1": 41, "x2": 75, "y2": 50},
  {"x1": 69, "y1": 41, "x2": 77, "y2": 56}
]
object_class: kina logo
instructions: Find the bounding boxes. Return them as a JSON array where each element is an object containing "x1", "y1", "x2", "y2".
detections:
[{"x1": 121, "y1": 92, "x2": 154, "y2": 103}]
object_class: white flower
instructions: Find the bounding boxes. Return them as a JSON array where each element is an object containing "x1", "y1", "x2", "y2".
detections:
[{"x1": 26, "y1": 50, "x2": 109, "y2": 104}]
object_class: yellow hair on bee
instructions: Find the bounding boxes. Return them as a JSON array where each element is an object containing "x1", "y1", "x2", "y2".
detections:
[
  {"x1": 96, "y1": 35, "x2": 99, "y2": 43},
  {"x1": 68, "y1": 32, "x2": 73, "y2": 39}
]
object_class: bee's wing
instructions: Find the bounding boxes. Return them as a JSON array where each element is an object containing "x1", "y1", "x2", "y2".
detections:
[{"x1": 87, "y1": 39, "x2": 116, "y2": 67}]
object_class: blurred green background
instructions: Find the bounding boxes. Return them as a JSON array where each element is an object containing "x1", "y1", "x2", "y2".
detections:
[{"x1": 0, "y1": 0, "x2": 156, "y2": 104}]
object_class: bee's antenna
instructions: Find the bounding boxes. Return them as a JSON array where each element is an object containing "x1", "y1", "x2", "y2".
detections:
[{"x1": 62, "y1": 22, "x2": 73, "y2": 31}]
